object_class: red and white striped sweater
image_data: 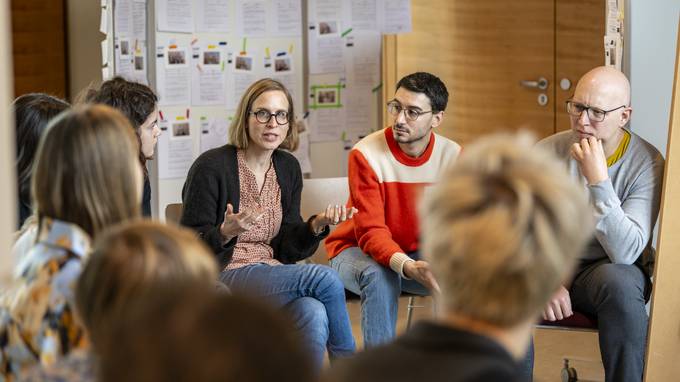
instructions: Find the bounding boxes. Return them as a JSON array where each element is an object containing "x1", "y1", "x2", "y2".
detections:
[{"x1": 325, "y1": 127, "x2": 461, "y2": 272}]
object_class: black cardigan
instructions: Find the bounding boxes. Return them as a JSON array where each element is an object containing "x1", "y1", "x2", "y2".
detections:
[{"x1": 180, "y1": 144, "x2": 328, "y2": 269}]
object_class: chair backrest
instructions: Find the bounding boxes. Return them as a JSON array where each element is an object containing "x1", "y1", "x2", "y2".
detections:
[
  {"x1": 300, "y1": 177, "x2": 350, "y2": 265},
  {"x1": 165, "y1": 203, "x2": 184, "y2": 224}
]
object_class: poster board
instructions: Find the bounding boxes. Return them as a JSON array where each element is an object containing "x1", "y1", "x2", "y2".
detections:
[{"x1": 108, "y1": 0, "x2": 412, "y2": 218}]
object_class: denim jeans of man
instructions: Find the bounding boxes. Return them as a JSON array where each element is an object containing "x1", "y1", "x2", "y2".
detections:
[
  {"x1": 220, "y1": 263, "x2": 356, "y2": 370},
  {"x1": 329, "y1": 247, "x2": 429, "y2": 348},
  {"x1": 522, "y1": 259, "x2": 650, "y2": 382}
]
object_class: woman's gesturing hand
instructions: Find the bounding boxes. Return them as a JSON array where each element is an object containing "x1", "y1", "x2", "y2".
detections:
[
  {"x1": 220, "y1": 203, "x2": 265, "y2": 243},
  {"x1": 310, "y1": 204, "x2": 358, "y2": 234}
]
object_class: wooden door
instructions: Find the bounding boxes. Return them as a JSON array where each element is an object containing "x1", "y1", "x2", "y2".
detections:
[
  {"x1": 11, "y1": 0, "x2": 68, "y2": 98},
  {"x1": 555, "y1": 0, "x2": 607, "y2": 132},
  {"x1": 383, "y1": 0, "x2": 604, "y2": 144}
]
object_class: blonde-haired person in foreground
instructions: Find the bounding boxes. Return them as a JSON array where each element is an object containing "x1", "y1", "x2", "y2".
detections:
[
  {"x1": 329, "y1": 133, "x2": 594, "y2": 382},
  {"x1": 96, "y1": 286, "x2": 315, "y2": 382},
  {"x1": 0, "y1": 105, "x2": 142, "y2": 380},
  {"x1": 21, "y1": 221, "x2": 219, "y2": 381}
]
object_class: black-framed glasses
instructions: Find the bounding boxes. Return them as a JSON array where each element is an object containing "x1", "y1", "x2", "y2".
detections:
[
  {"x1": 566, "y1": 100, "x2": 626, "y2": 122},
  {"x1": 250, "y1": 109, "x2": 290, "y2": 125},
  {"x1": 386, "y1": 101, "x2": 433, "y2": 121}
]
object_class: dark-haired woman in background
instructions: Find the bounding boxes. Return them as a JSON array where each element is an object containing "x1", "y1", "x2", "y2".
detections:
[
  {"x1": 13, "y1": 93, "x2": 69, "y2": 227},
  {"x1": 84, "y1": 77, "x2": 161, "y2": 216}
]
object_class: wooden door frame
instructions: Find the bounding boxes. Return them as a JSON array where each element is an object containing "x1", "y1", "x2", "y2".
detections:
[
  {"x1": 644, "y1": 18, "x2": 680, "y2": 381},
  {"x1": 0, "y1": 0, "x2": 16, "y2": 287}
]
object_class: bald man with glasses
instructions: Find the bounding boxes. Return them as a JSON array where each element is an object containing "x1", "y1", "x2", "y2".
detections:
[
  {"x1": 535, "y1": 66, "x2": 665, "y2": 382},
  {"x1": 325, "y1": 72, "x2": 461, "y2": 348}
]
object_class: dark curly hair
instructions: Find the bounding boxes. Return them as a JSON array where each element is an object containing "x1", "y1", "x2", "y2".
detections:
[{"x1": 84, "y1": 77, "x2": 158, "y2": 176}]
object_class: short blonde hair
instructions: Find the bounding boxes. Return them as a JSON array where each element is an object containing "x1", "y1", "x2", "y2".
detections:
[
  {"x1": 421, "y1": 133, "x2": 593, "y2": 328},
  {"x1": 75, "y1": 221, "x2": 218, "y2": 345},
  {"x1": 32, "y1": 105, "x2": 141, "y2": 238},
  {"x1": 229, "y1": 78, "x2": 298, "y2": 151}
]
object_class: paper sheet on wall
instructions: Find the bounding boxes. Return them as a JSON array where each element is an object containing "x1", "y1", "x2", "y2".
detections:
[
  {"x1": 156, "y1": 44, "x2": 191, "y2": 106},
  {"x1": 158, "y1": 111, "x2": 195, "y2": 179},
  {"x1": 100, "y1": 7, "x2": 109, "y2": 34},
  {"x1": 114, "y1": 0, "x2": 148, "y2": 83},
  {"x1": 132, "y1": 0, "x2": 147, "y2": 40},
  {"x1": 344, "y1": 87, "x2": 376, "y2": 141},
  {"x1": 199, "y1": 114, "x2": 232, "y2": 154},
  {"x1": 379, "y1": 0, "x2": 411, "y2": 34},
  {"x1": 272, "y1": 0, "x2": 302, "y2": 36},
  {"x1": 226, "y1": 49, "x2": 259, "y2": 109},
  {"x1": 266, "y1": 50, "x2": 298, "y2": 101},
  {"x1": 309, "y1": 107, "x2": 345, "y2": 142},
  {"x1": 346, "y1": 0, "x2": 378, "y2": 31},
  {"x1": 604, "y1": 0, "x2": 623, "y2": 70},
  {"x1": 344, "y1": 31, "x2": 380, "y2": 87},
  {"x1": 157, "y1": 0, "x2": 194, "y2": 33},
  {"x1": 196, "y1": 0, "x2": 231, "y2": 33},
  {"x1": 309, "y1": 74, "x2": 346, "y2": 141},
  {"x1": 101, "y1": 39, "x2": 109, "y2": 66},
  {"x1": 604, "y1": 34, "x2": 622, "y2": 70},
  {"x1": 131, "y1": 44, "x2": 149, "y2": 84},
  {"x1": 115, "y1": 36, "x2": 135, "y2": 78},
  {"x1": 115, "y1": 0, "x2": 132, "y2": 37},
  {"x1": 343, "y1": 31, "x2": 381, "y2": 139},
  {"x1": 102, "y1": 66, "x2": 113, "y2": 81},
  {"x1": 308, "y1": 0, "x2": 345, "y2": 74},
  {"x1": 191, "y1": 42, "x2": 228, "y2": 106},
  {"x1": 235, "y1": 0, "x2": 268, "y2": 37},
  {"x1": 606, "y1": 0, "x2": 622, "y2": 34}
]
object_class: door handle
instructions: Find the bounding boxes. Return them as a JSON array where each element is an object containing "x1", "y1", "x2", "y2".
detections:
[{"x1": 520, "y1": 77, "x2": 548, "y2": 90}]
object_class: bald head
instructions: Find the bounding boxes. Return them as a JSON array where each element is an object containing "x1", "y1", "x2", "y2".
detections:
[
  {"x1": 575, "y1": 66, "x2": 631, "y2": 107},
  {"x1": 569, "y1": 66, "x2": 633, "y2": 154}
]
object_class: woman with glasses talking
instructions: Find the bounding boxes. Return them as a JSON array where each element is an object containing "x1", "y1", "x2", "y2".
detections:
[{"x1": 180, "y1": 78, "x2": 356, "y2": 369}]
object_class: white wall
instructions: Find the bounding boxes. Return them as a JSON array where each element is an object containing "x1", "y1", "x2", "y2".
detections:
[
  {"x1": 626, "y1": 0, "x2": 680, "y2": 156},
  {"x1": 0, "y1": 0, "x2": 16, "y2": 286}
]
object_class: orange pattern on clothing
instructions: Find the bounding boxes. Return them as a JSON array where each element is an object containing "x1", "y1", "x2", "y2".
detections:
[{"x1": 226, "y1": 149, "x2": 283, "y2": 270}]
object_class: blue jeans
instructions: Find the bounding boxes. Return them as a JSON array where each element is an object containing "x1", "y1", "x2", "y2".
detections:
[
  {"x1": 329, "y1": 247, "x2": 429, "y2": 348},
  {"x1": 523, "y1": 259, "x2": 650, "y2": 382},
  {"x1": 220, "y1": 263, "x2": 355, "y2": 369}
]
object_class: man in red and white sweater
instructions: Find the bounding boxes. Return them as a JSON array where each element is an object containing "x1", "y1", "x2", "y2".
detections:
[{"x1": 326, "y1": 72, "x2": 461, "y2": 347}]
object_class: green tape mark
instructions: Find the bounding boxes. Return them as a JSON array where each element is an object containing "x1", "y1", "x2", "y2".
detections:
[
  {"x1": 371, "y1": 83, "x2": 383, "y2": 93},
  {"x1": 309, "y1": 83, "x2": 344, "y2": 109},
  {"x1": 242, "y1": 37, "x2": 247, "y2": 53},
  {"x1": 341, "y1": 28, "x2": 353, "y2": 37}
]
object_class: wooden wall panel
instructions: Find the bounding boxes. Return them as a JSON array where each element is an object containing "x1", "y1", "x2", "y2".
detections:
[
  {"x1": 644, "y1": 20, "x2": 680, "y2": 381},
  {"x1": 384, "y1": 0, "x2": 605, "y2": 144},
  {"x1": 390, "y1": 0, "x2": 555, "y2": 145},
  {"x1": 555, "y1": 0, "x2": 606, "y2": 132},
  {"x1": 11, "y1": 0, "x2": 67, "y2": 98}
]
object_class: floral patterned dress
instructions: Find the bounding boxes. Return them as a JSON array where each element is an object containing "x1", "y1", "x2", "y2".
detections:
[{"x1": 0, "y1": 218, "x2": 91, "y2": 381}]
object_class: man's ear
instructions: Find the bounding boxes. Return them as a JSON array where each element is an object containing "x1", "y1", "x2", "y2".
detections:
[
  {"x1": 620, "y1": 107, "x2": 632, "y2": 127},
  {"x1": 431, "y1": 111, "x2": 444, "y2": 128}
]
